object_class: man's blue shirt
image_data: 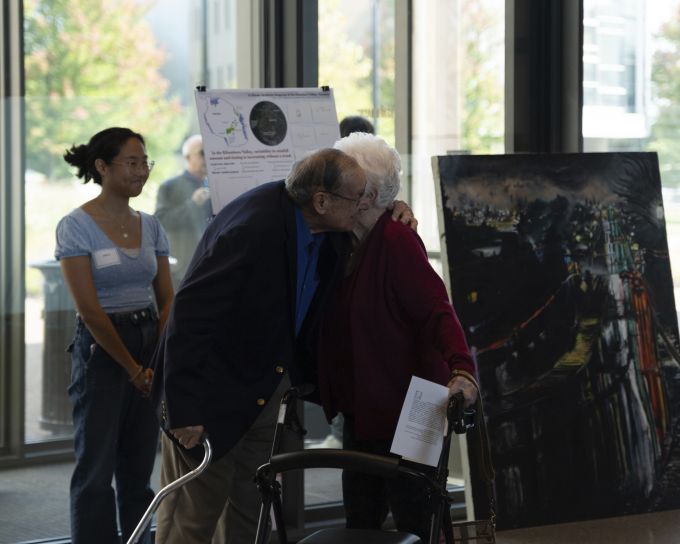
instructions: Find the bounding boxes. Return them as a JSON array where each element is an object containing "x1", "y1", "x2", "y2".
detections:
[{"x1": 294, "y1": 207, "x2": 326, "y2": 336}]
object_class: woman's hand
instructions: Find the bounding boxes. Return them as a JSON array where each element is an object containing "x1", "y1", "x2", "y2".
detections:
[
  {"x1": 129, "y1": 366, "x2": 153, "y2": 397},
  {"x1": 447, "y1": 375, "x2": 478, "y2": 407}
]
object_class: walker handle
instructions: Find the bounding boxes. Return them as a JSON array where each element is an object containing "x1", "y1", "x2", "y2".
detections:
[{"x1": 126, "y1": 436, "x2": 212, "y2": 544}]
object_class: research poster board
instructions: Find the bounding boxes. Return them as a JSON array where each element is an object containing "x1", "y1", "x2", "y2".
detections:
[{"x1": 195, "y1": 87, "x2": 341, "y2": 213}]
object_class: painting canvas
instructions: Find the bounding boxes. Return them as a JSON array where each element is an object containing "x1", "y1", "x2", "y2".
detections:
[{"x1": 433, "y1": 152, "x2": 680, "y2": 529}]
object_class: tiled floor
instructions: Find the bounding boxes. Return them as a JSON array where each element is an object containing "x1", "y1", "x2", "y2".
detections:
[
  {"x1": 0, "y1": 458, "x2": 87, "y2": 543},
  {"x1": 3, "y1": 451, "x2": 680, "y2": 544},
  {"x1": 0, "y1": 448, "x2": 342, "y2": 544}
]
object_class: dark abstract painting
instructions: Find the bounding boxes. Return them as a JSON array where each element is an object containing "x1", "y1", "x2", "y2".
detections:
[{"x1": 434, "y1": 152, "x2": 680, "y2": 529}]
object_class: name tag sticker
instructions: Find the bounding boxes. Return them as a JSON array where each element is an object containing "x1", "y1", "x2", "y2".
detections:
[{"x1": 93, "y1": 248, "x2": 121, "y2": 269}]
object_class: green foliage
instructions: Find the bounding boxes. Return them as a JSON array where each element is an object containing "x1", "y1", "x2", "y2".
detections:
[
  {"x1": 24, "y1": 0, "x2": 188, "y2": 182},
  {"x1": 460, "y1": 2, "x2": 504, "y2": 154},
  {"x1": 376, "y1": 1, "x2": 396, "y2": 145},
  {"x1": 649, "y1": 8, "x2": 680, "y2": 187},
  {"x1": 318, "y1": 0, "x2": 397, "y2": 144},
  {"x1": 318, "y1": 0, "x2": 504, "y2": 154},
  {"x1": 318, "y1": 0, "x2": 373, "y2": 132}
]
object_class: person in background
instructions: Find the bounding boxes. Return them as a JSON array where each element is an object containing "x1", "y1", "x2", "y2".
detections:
[
  {"x1": 318, "y1": 132, "x2": 478, "y2": 541},
  {"x1": 55, "y1": 127, "x2": 174, "y2": 544},
  {"x1": 151, "y1": 147, "x2": 416, "y2": 544},
  {"x1": 155, "y1": 134, "x2": 212, "y2": 288},
  {"x1": 340, "y1": 115, "x2": 375, "y2": 138}
]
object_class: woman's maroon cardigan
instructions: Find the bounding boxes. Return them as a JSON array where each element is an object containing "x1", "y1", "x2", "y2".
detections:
[{"x1": 318, "y1": 211, "x2": 475, "y2": 441}]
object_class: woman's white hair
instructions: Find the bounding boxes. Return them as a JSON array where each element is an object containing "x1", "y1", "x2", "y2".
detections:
[{"x1": 333, "y1": 132, "x2": 401, "y2": 209}]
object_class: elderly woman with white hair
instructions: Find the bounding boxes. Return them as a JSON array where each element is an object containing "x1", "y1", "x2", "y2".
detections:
[{"x1": 317, "y1": 132, "x2": 477, "y2": 540}]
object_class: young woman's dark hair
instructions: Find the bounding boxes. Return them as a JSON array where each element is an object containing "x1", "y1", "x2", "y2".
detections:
[{"x1": 63, "y1": 127, "x2": 145, "y2": 185}]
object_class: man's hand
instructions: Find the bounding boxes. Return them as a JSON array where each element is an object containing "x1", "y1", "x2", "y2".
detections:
[
  {"x1": 171, "y1": 425, "x2": 205, "y2": 450},
  {"x1": 192, "y1": 187, "x2": 210, "y2": 206},
  {"x1": 447, "y1": 376, "x2": 478, "y2": 408},
  {"x1": 389, "y1": 200, "x2": 418, "y2": 231}
]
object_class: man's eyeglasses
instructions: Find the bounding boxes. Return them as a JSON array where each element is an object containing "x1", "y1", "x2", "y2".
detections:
[
  {"x1": 110, "y1": 159, "x2": 155, "y2": 173},
  {"x1": 322, "y1": 190, "x2": 363, "y2": 207}
]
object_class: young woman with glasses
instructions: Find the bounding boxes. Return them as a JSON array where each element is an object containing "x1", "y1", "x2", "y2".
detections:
[{"x1": 55, "y1": 127, "x2": 173, "y2": 544}]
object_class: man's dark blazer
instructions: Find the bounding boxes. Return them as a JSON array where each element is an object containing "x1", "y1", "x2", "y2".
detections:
[{"x1": 151, "y1": 180, "x2": 348, "y2": 460}]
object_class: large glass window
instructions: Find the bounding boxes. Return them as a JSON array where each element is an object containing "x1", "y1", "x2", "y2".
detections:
[
  {"x1": 320, "y1": 0, "x2": 505, "y2": 253},
  {"x1": 582, "y1": 0, "x2": 680, "y2": 312},
  {"x1": 23, "y1": 0, "x2": 197, "y2": 445},
  {"x1": 319, "y1": 0, "x2": 396, "y2": 145},
  {"x1": 412, "y1": 0, "x2": 505, "y2": 253}
]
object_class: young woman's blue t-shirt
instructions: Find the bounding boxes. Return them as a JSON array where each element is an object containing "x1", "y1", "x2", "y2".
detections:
[{"x1": 55, "y1": 208, "x2": 170, "y2": 312}]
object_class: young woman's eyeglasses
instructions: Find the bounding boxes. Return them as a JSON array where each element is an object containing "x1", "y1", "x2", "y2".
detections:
[{"x1": 110, "y1": 159, "x2": 155, "y2": 173}]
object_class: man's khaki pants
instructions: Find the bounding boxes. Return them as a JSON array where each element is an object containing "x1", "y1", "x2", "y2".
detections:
[{"x1": 155, "y1": 375, "x2": 290, "y2": 544}]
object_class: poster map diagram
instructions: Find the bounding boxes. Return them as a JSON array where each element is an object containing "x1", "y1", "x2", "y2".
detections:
[{"x1": 195, "y1": 87, "x2": 341, "y2": 213}]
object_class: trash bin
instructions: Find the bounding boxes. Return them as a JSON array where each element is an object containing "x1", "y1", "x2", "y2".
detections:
[{"x1": 31, "y1": 259, "x2": 75, "y2": 434}]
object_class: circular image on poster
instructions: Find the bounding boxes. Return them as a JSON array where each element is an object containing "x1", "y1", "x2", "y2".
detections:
[{"x1": 249, "y1": 101, "x2": 288, "y2": 146}]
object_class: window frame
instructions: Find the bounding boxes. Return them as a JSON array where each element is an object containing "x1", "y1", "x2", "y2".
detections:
[{"x1": 1, "y1": 0, "x2": 28, "y2": 465}]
